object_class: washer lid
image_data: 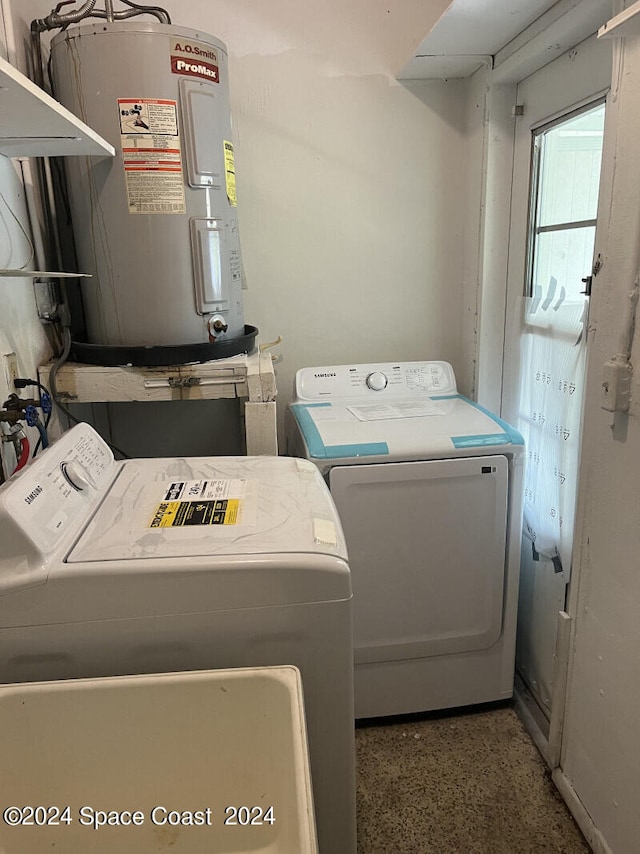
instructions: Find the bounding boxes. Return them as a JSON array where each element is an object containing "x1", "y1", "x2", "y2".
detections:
[
  {"x1": 67, "y1": 455, "x2": 347, "y2": 564},
  {"x1": 290, "y1": 394, "x2": 524, "y2": 463}
]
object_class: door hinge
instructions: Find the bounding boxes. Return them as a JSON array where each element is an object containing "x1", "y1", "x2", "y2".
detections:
[
  {"x1": 583, "y1": 254, "x2": 602, "y2": 295},
  {"x1": 593, "y1": 253, "x2": 602, "y2": 276}
]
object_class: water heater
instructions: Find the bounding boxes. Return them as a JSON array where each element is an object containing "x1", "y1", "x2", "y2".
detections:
[{"x1": 50, "y1": 22, "x2": 256, "y2": 365}]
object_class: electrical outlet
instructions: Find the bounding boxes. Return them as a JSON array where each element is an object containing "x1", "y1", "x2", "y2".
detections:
[{"x1": 2, "y1": 352, "x2": 19, "y2": 394}]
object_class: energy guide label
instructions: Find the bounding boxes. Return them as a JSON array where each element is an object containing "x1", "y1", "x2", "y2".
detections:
[{"x1": 149, "y1": 479, "x2": 245, "y2": 527}]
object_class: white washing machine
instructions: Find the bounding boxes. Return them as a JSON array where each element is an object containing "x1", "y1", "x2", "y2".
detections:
[
  {"x1": 285, "y1": 361, "x2": 525, "y2": 719},
  {"x1": 0, "y1": 424, "x2": 355, "y2": 854}
]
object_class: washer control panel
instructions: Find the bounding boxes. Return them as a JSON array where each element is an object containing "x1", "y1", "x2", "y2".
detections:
[
  {"x1": 0, "y1": 423, "x2": 115, "y2": 561},
  {"x1": 295, "y1": 361, "x2": 457, "y2": 400}
]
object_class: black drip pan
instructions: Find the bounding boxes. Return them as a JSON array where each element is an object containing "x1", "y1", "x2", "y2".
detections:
[{"x1": 70, "y1": 325, "x2": 259, "y2": 367}]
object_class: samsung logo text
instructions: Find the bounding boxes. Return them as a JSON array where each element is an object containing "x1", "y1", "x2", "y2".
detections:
[{"x1": 24, "y1": 485, "x2": 43, "y2": 505}]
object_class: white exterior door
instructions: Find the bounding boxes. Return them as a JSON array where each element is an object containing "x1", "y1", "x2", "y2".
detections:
[{"x1": 502, "y1": 35, "x2": 611, "y2": 719}]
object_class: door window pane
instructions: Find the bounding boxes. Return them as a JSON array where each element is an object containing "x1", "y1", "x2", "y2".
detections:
[
  {"x1": 532, "y1": 225, "x2": 595, "y2": 301},
  {"x1": 536, "y1": 105, "x2": 605, "y2": 228}
]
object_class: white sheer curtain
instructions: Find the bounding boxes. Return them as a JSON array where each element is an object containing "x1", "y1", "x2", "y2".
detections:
[{"x1": 517, "y1": 280, "x2": 587, "y2": 578}]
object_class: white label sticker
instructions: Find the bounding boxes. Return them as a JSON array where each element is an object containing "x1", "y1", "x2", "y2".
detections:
[
  {"x1": 118, "y1": 98, "x2": 186, "y2": 214},
  {"x1": 162, "y1": 479, "x2": 246, "y2": 502},
  {"x1": 347, "y1": 402, "x2": 446, "y2": 421},
  {"x1": 313, "y1": 518, "x2": 337, "y2": 546}
]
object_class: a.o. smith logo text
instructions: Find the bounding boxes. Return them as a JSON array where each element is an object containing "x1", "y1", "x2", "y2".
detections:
[{"x1": 172, "y1": 42, "x2": 217, "y2": 62}]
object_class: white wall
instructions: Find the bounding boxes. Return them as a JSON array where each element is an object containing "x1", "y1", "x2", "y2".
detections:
[
  {"x1": 460, "y1": 64, "x2": 491, "y2": 399},
  {"x1": 0, "y1": 7, "x2": 56, "y2": 476},
  {"x1": 0, "y1": 157, "x2": 52, "y2": 398},
  {"x1": 560, "y1": 33, "x2": 640, "y2": 854}
]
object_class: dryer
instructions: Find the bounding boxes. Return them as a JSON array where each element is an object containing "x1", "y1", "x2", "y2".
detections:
[
  {"x1": 285, "y1": 361, "x2": 525, "y2": 719},
  {"x1": 0, "y1": 424, "x2": 355, "y2": 854}
]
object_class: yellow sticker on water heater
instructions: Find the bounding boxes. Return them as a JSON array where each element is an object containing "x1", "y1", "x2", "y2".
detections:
[{"x1": 224, "y1": 140, "x2": 237, "y2": 206}]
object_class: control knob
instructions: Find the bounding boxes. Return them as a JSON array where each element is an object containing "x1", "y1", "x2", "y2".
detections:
[
  {"x1": 60, "y1": 460, "x2": 95, "y2": 492},
  {"x1": 365, "y1": 371, "x2": 388, "y2": 391}
]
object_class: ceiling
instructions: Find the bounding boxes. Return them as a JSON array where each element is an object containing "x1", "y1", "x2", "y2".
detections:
[{"x1": 397, "y1": 0, "x2": 612, "y2": 80}]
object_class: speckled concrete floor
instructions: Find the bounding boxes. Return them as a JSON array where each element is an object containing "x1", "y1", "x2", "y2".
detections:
[{"x1": 355, "y1": 705, "x2": 589, "y2": 854}]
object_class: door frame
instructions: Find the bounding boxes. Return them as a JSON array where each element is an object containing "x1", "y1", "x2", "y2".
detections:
[{"x1": 474, "y1": 31, "x2": 613, "y2": 761}]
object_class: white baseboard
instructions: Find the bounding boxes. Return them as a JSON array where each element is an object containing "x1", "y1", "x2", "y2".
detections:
[
  {"x1": 552, "y1": 768, "x2": 613, "y2": 854},
  {"x1": 515, "y1": 680, "x2": 612, "y2": 854}
]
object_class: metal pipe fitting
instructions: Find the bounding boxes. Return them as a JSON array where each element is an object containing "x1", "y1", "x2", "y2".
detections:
[
  {"x1": 32, "y1": 0, "x2": 97, "y2": 32},
  {"x1": 31, "y1": 0, "x2": 170, "y2": 32}
]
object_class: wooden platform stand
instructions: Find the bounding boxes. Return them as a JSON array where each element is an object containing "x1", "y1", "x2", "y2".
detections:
[{"x1": 39, "y1": 350, "x2": 278, "y2": 456}]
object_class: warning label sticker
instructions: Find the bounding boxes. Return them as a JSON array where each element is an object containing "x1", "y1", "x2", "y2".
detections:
[
  {"x1": 149, "y1": 479, "x2": 245, "y2": 527},
  {"x1": 224, "y1": 140, "x2": 237, "y2": 207},
  {"x1": 150, "y1": 499, "x2": 240, "y2": 527},
  {"x1": 118, "y1": 98, "x2": 185, "y2": 214},
  {"x1": 170, "y1": 38, "x2": 219, "y2": 82}
]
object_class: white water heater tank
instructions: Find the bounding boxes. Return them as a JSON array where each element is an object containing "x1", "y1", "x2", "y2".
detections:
[{"x1": 50, "y1": 22, "x2": 253, "y2": 365}]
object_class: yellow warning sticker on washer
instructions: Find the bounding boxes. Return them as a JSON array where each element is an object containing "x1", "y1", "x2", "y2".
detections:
[
  {"x1": 149, "y1": 478, "x2": 245, "y2": 527},
  {"x1": 150, "y1": 499, "x2": 240, "y2": 527},
  {"x1": 224, "y1": 140, "x2": 237, "y2": 206}
]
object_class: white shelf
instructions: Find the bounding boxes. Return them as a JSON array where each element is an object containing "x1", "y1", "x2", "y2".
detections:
[
  {"x1": 0, "y1": 270, "x2": 91, "y2": 278},
  {"x1": 0, "y1": 56, "x2": 115, "y2": 158},
  {"x1": 598, "y1": 1, "x2": 640, "y2": 38}
]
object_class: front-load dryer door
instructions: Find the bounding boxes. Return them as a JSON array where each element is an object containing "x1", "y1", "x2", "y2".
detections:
[{"x1": 329, "y1": 456, "x2": 509, "y2": 664}]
